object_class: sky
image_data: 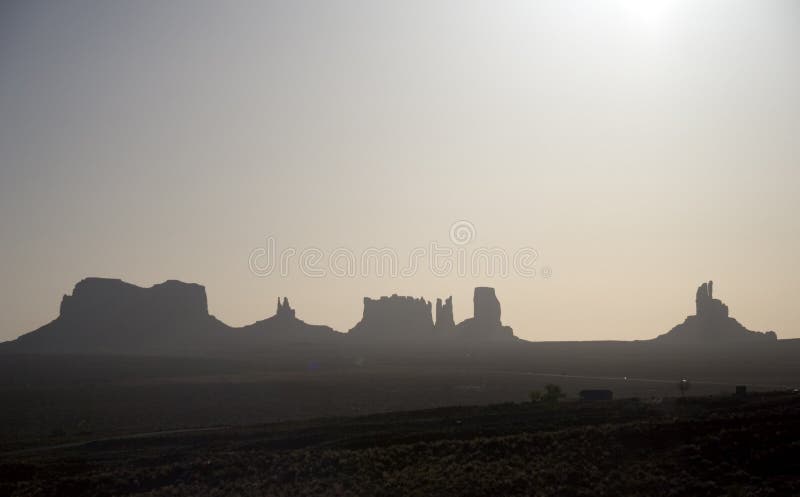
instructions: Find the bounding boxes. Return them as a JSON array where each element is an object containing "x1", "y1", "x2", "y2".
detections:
[{"x1": 1, "y1": 0, "x2": 799, "y2": 342}]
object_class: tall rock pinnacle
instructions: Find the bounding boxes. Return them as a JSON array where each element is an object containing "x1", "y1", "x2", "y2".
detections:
[
  {"x1": 657, "y1": 281, "x2": 776, "y2": 342},
  {"x1": 435, "y1": 296, "x2": 455, "y2": 331}
]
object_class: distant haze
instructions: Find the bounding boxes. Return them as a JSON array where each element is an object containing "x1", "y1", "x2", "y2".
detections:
[{"x1": 1, "y1": 0, "x2": 798, "y2": 341}]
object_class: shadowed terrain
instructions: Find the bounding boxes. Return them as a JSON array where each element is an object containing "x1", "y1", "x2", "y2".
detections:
[{"x1": 2, "y1": 391, "x2": 799, "y2": 496}]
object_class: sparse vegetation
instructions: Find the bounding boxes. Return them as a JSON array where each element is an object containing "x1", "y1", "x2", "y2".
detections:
[
  {"x1": 543, "y1": 383, "x2": 564, "y2": 403},
  {"x1": 1, "y1": 391, "x2": 799, "y2": 496},
  {"x1": 2, "y1": 353, "x2": 800, "y2": 496}
]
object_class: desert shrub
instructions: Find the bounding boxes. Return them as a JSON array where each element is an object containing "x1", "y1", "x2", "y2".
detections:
[{"x1": 543, "y1": 384, "x2": 564, "y2": 404}]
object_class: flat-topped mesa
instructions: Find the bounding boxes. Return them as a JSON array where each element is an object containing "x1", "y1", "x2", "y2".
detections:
[
  {"x1": 59, "y1": 278, "x2": 210, "y2": 322},
  {"x1": 655, "y1": 281, "x2": 777, "y2": 343},
  {"x1": 434, "y1": 296, "x2": 455, "y2": 331},
  {"x1": 349, "y1": 294, "x2": 434, "y2": 339},
  {"x1": 8, "y1": 278, "x2": 225, "y2": 355},
  {"x1": 454, "y1": 287, "x2": 516, "y2": 340}
]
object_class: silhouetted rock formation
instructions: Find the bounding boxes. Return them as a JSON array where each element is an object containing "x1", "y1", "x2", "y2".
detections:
[
  {"x1": 655, "y1": 281, "x2": 777, "y2": 343},
  {"x1": 348, "y1": 289, "x2": 517, "y2": 341},
  {"x1": 238, "y1": 296, "x2": 338, "y2": 343},
  {"x1": 3, "y1": 278, "x2": 230, "y2": 354},
  {"x1": 348, "y1": 295, "x2": 435, "y2": 339},
  {"x1": 276, "y1": 297, "x2": 296, "y2": 319},
  {"x1": 3, "y1": 279, "x2": 523, "y2": 354},
  {"x1": 695, "y1": 280, "x2": 728, "y2": 318},
  {"x1": 454, "y1": 287, "x2": 515, "y2": 340},
  {"x1": 434, "y1": 297, "x2": 455, "y2": 332},
  {"x1": 22, "y1": 277, "x2": 786, "y2": 357},
  {"x1": 1, "y1": 279, "x2": 342, "y2": 355},
  {"x1": 474, "y1": 287, "x2": 501, "y2": 323}
]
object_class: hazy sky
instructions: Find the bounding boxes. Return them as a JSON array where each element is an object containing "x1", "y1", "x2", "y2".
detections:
[{"x1": 1, "y1": 0, "x2": 799, "y2": 342}]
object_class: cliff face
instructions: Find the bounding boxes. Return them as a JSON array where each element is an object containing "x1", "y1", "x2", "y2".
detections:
[
  {"x1": 434, "y1": 297, "x2": 455, "y2": 332},
  {"x1": 4, "y1": 279, "x2": 344, "y2": 355},
  {"x1": 655, "y1": 281, "x2": 777, "y2": 343},
  {"x1": 473, "y1": 287, "x2": 501, "y2": 325},
  {"x1": 694, "y1": 281, "x2": 728, "y2": 318},
  {"x1": 348, "y1": 288, "x2": 517, "y2": 341},
  {"x1": 348, "y1": 295, "x2": 435, "y2": 339},
  {"x1": 59, "y1": 278, "x2": 210, "y2": 323},
  {"x1": 7, "y1": 278, "x2": 227, "y2": 354},
  {"x1": 454, "y1": 287, "x2": 515, "y2": 341}
]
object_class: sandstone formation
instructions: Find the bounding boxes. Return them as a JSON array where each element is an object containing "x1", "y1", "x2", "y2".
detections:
[
  {"x1": 348, "y1": 294, "x2": 435, "y2": 339},
  {"x1": 695, "y1": 281, "x2": 728, "y2": 318},
  {"x1": 454, "y1": 287, "x2": 515, "y2": 340},
  {"x1": 1, "y1": 278, "x2": 342, "y2": 355},
  {"x1": 434, "y1": 297, "x2": 455, "y2": 332},
  {"x1": 348, "y1": 288, "x2": 516, "y2": 341},
  {"x1": 655, "y1": 281, "x2": 777, "y2": 343},
  {"x1": 2, "y1": 279, "x2": 521, "y2": 354},
  {"x1": 276, "y1": 297, "x2": 296, "y2": 319},
  {"x1": 238, "y1": 295, "x2": 338, "y2": 342},
  {"x1": 5, "y1": 278, "x2": 228, "y2": 354},
  {"x1": 473, "y1": 287, "x2": 501, "y2": 324},
  {"x1": 6, "y1": 276, "x2": 780, "y2": 355}
]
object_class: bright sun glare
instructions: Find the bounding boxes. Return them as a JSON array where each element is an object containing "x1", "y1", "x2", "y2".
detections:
[{"x1": 622, "y1": 0, "x2": 680, "y2": 30}]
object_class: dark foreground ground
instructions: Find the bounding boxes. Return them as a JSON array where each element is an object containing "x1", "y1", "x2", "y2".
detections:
[
  {"x1": 2, "y1": 341, "x2": 799, "y2": 451},
  {"x1": 2, "y1": 391, "x2": 799, "y2": 497}
]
